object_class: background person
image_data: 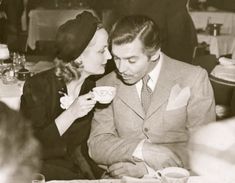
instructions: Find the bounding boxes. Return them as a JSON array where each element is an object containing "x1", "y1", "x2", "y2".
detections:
[
  {"x1": 189, "y1": 117, "x2": 235, "y2": 181},
  {"x1": 0, "y1": 0, "x2": 24, "y2": 51},
  {"x1": 20, "y1": 11, "x2": 111, "y2": 180},
  {"x1": 0, "y1": 102, "x2": 40, "y2": 183},
  {"x1": 89, "y1": 0, "x2": 197, "y2": 63},
  {"x1": 88, "y1": 14, "x2": 215, "y2": 178}
]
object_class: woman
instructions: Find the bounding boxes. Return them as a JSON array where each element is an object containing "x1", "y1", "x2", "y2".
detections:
[{"x1": 20, "y1": 11, "x2": 112, "y2": 180}]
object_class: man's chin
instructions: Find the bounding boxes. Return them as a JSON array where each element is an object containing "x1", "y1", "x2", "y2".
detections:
[{"x1": 122, "y1": 78, "x2": 137, "y2": 85}]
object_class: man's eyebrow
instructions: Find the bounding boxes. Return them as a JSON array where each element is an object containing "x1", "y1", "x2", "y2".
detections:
[{"x1": 113, "y1": 54, "x2": 138, "y2": 60}]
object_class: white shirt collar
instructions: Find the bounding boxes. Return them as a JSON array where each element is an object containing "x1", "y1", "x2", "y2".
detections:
[{"x1": 136, "y1": 51, "x2": 163, "y2": 98}]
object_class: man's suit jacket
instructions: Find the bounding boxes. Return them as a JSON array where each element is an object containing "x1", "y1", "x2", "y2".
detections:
[
  {"x1": 20, "y1": 69, "x2": 100, "y2": 179},
  {"x1": 88, "y1": 53, "x2": 216, "y2": 170}
]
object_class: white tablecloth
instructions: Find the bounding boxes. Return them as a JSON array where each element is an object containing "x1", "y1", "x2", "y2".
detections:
[
  {"x1": 0, "y1": 61, "x2": 55, "y2": 110},
  {"x1": 27, "y1": 8, "x2": 95, "y2": 50},
  {"x1": 197, "y1": 34, "x2": 235, "y2": 58},
  {"x1": 211, "y1": 64, "x2": 235, "y2": 86},
  {"x1": 0, "y1": 80, "x2": 23, "y2": 110},
  {"x1": 46, "y1": 176, "x2": 233, "y2": 183},
  {"x1": 190, "y1": 11, "x2": 235, "y2": 35}
]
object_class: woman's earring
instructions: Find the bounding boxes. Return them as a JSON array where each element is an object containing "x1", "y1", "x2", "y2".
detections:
[
  {"x1": 77, "y1": 59, "x2": 83, "y2": 65},
  {"x1": 73, "y1": 59, "x2": 83, "y2": 67}
]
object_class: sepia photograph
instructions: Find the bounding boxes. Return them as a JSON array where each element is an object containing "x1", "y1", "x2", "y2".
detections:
[{"x1": 0, "y1": 0, "x2": 235, "y2": 182}]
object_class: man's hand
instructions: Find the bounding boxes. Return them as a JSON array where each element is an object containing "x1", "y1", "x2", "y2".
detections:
[
  {"x1": 108, "y1": 161, "x2": 147, "y2": 178},
  {"x1": 143, "y1": 141, "x2": 183, "y2": 170}
]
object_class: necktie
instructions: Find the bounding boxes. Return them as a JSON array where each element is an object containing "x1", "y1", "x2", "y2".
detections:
[{"x1": 141, "y1": 75, "x2": 152, "y2": 112}]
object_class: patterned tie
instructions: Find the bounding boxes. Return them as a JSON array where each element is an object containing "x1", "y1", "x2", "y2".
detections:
[{"x1": 141, "y1": 74, "x2": 152, "y2": 112}]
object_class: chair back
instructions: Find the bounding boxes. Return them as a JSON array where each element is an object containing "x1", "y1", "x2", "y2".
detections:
[
  {"x1": 192, "y1": 54, "x2": 218, "y2": 74},
  {"x1": 192, "y1": 43, "x2": 210, "y2": 60}
]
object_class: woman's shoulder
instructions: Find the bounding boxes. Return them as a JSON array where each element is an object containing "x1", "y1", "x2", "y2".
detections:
[
  {"x1": 26, "y1": 69, "x2": 56, "y2": 85},
  {"x1": 24, "y1": 69, "x2": 60, "y2": 92}
]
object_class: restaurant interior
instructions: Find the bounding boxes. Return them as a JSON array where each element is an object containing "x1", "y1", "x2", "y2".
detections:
[{"x1": 0, "y1": 0, "x2": 235, "y2": 182}]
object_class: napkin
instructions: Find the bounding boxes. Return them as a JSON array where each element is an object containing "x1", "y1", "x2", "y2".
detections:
[
  {"x1": 218, "y1": 57, "x2": 235, "y2": 66},
  {"x1": 166, "y1": 84, "x2": 190, "y2": 111}
]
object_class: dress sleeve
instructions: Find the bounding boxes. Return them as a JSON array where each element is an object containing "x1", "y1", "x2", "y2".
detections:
[{"x1": 20, "y1": 78, "x2": 67, "y2": 159}]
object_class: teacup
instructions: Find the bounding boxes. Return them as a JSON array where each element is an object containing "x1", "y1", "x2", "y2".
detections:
[
  {"x1": 157, "y1": 167, "x2": 189, "y2": 183},
  {"x1": 92, "y1": 86, "x2": 116, "y2": 104}
]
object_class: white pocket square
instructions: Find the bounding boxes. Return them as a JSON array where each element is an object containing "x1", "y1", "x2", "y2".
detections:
[{"x1": 166, "y1": 84, "x2": 190, "y2": 111}]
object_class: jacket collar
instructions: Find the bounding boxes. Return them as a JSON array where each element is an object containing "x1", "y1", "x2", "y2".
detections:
[{"x1": 116, "y1": 53, "x2": 180, "y2": 119}]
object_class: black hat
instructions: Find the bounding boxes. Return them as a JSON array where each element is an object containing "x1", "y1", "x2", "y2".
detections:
[{"x1": 55, "y1": 11, "x2": 99, "y2": 62}]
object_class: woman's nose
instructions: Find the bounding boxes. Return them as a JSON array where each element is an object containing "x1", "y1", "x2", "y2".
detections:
[{"x1": 105, "y1": 48, "x2": 112, "y2": 60}]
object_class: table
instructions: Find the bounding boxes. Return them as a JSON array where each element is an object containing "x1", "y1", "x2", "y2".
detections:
[
  {"x1": 190, "y1": 11, "x2": 235, "y2": 35},
  {"x1": 197, "y1": 33, "x2": 235, "y2": 58},
  {"x1": 27, "y1": 8, "x2": 95, "y2": 50},
  {"x1": 46, "y1": 176, "x2": 233, "y2": 183},
  {"x1": 0, "y1": 80, "x2": 23, "y2": 110},
  {"x1": 0, "y1": 61, "x2": 54, "y2": 110},
  {"x1": 210, "y1": 64, "x2": 235, "y2": 86}
]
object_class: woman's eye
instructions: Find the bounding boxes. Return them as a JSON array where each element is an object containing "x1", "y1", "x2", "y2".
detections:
[{"x1": 98, "y1": 49, "x2": 105, "y2": 54}]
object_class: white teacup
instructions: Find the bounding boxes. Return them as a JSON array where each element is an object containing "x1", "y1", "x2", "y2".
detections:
[
  {"x1": 92, "y1": 86, "x2": 116, "y2": 104},
  {"x1": 157, "y1": 167, "x2": 189, "y2": 183}
]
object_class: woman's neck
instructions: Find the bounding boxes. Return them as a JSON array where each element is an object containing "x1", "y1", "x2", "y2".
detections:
[{"x1": 66, "y1": 71, "x2": 90, "y2": 98}]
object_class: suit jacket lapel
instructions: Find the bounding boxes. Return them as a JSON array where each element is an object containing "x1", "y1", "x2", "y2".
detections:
[
  {"x1": 146, "y1": 54, "x2": 179, "y2": 119},
  {"x1": 117, "y1": 82, "x2": 145, "y2": 119}
]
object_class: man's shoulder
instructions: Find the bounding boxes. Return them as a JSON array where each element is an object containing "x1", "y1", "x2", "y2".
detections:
[
  {"x1": 96, "y1": 71, "x2": 121, "y2": 86},
  {"x1": 163, "y1": 54, "x2": 208, "y2": 86},
  {"x1": 166, "y1": 55, "x2": 205, "y2": 76}
]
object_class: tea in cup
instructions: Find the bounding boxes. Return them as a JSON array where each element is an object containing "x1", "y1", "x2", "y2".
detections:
[
  {"x1": 92, "y1": 86, "x2": 116, "y2": 104},
  {"x1": 157, "y1": 167, "x2": 189, "y2": 183}
]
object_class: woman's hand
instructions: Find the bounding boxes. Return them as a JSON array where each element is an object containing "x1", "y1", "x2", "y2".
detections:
[{"x1": 68, "y1": 92, "x2": 96, "y2": 120}]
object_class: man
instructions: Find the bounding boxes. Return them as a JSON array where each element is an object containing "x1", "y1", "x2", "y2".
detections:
[
  {"x1": 0, "y1": 0, "x2": 24, "y2": 50},
  {"x1": 88, "y1": 15, "x2": 216, "y2": 178}
]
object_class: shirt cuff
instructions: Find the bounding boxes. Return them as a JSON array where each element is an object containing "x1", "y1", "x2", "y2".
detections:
[
  {"x1": 55, "y1": 110, "x2": 74, "y2": 136},
  {"x1": 132, "y1": 139, "x2": 158, "y2": 177},
  {"x1": 143, "y1": 163, "x2": 158, "y2": 177},
  {"x1": 132, "y1": 139, "x2": 145, "y2": 161}
]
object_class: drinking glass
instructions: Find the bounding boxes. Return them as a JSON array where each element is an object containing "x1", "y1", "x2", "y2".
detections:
[
  {"x1": 32, "y1": 173, "x2": 45, "y2": 183},
  {"x1": 0, "y1": 44, "x2": 10, "y2": 77}
]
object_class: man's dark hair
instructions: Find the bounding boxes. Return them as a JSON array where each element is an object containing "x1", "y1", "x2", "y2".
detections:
[{"x1": 109, "y1": 14, "x2": 161, "y2": 56}]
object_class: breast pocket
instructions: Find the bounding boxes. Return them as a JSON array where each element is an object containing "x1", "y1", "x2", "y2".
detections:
[{"x1": 163, "y1": 106, "x2": 187, "y2": 132}]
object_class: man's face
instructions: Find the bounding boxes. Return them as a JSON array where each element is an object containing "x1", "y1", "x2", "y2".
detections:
[{"x1": 112, "y1": 38, "x2": 155, "y2": 85}]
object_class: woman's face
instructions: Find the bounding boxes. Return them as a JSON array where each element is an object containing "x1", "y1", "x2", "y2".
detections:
[{"x1": 77, "y1": 28, "x2": 112, "y2": 76}]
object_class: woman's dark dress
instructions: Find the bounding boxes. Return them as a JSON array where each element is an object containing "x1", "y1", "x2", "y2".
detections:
[{"x1": 20, "y1": 69, "x2": 102, "y2": 181}]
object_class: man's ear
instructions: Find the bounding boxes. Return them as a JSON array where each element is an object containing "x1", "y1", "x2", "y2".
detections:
[{"x1": 150, "y1": 49, "x2": 160, "y2": 62}]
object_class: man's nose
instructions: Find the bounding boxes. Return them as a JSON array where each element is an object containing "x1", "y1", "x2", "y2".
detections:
[{"x1": 117, "y1": 61, "x2": 127, "y2": 73}]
